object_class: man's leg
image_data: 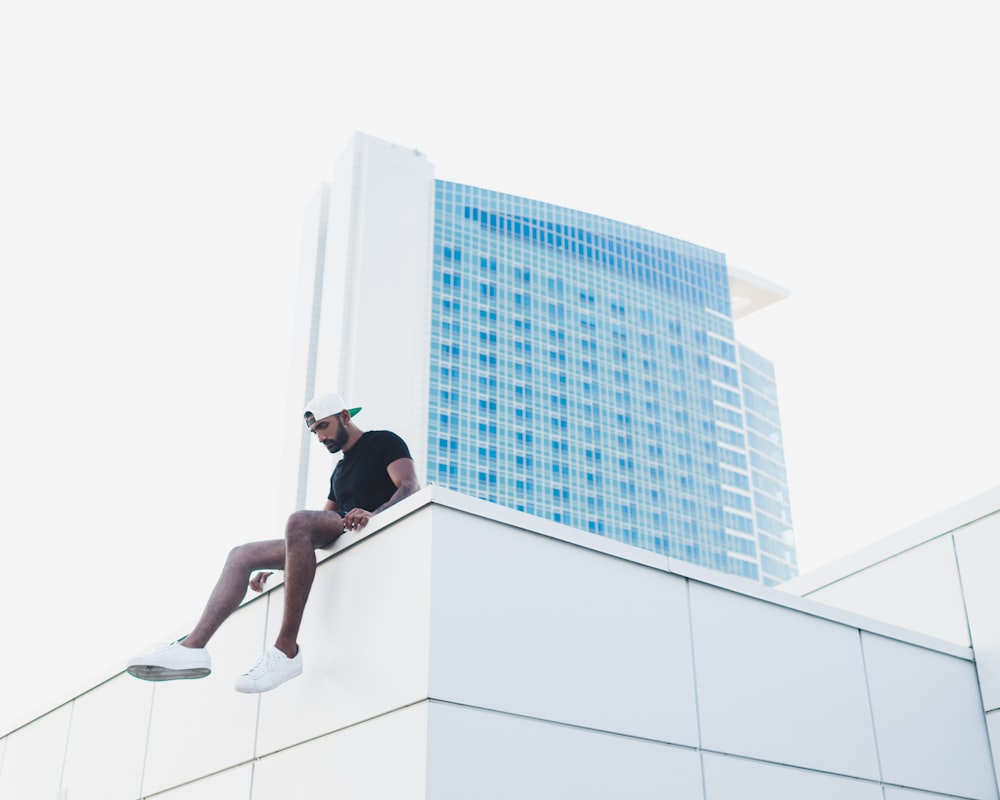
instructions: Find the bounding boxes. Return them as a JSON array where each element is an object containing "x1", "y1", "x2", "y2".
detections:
[
  {"x1": 127, "y1": 538, "x2": 288, "y2": 681},
  {"x1": 183, "y1": 539, "x2": 288, "y2": 649},
  {"x1": 233, "y1": 511, "x2": 344, "y2": 693},
  {"x1": 272, "y1": 510, "x2": 345, "y2": 657},
  {"x1": 129, "y1": 513, "x2": 345, "y2": 685}
]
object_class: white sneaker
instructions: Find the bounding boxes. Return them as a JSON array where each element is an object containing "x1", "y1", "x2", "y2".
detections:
[
  {"x1": 127, "y1": 641, "x2": 211, "y2": 681},
  {"x1": 234, "y1": 646, "x2": 302, "y2": 693}
]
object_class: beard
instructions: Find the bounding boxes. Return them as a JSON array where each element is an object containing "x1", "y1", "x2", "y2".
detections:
[{"x1": 324, "y1": 418, "x2": 349, "y2": 452}]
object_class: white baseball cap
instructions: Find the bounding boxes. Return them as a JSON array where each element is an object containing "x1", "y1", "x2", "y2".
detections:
[{"x1": 303, "y1": 393, "x2": 362, "y2": 426}]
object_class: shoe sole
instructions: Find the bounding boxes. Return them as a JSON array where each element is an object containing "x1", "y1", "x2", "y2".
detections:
[{"x1": 127, "y1": 665, "x2": 211, "y2": 681}]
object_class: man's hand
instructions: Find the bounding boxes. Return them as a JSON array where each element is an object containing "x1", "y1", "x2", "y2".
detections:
[
  {"x1": 343, "y1": 508, "x2": 373, "y2": 531},
  {"x1": 249, "y1": 571, "x2": 273, "y2": 593}
]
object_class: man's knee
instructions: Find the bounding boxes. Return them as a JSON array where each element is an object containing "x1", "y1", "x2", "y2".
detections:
[
  {"x1": 226, "y1": 542, "x2": 257, "y2": 568},
  {"x1": 285, "y1": 510, "x2": 324, "y2": 547},
  {"x1": 285, "y1": 510, "x2": 313, "y2": 537},
  {"x1": 285, "y1": 509, "x2": 342, "y2": 548}
]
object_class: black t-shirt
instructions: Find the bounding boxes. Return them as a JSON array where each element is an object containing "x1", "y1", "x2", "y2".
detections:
[{"x1": 328, "y1": 430, "x2": 412, "y2": 515}]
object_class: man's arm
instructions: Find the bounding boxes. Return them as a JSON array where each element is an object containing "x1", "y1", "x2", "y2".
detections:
[
  {"x1": 342, "y1": 458, "x2": 421, "y2": 531},
  {"x1": 374, "y1": 458, "x2": 421, "y2": 513}
]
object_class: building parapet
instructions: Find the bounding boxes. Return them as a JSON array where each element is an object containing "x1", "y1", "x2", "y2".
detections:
[{"x1": 1, "y1": 487, "x2": 996, "y2": 799}]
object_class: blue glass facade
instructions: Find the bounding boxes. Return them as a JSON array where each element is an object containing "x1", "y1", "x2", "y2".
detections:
[
  {"x1": 739, "y1": 344, "x2": 798, "y2": 583},
  {"x1": 426, "y1": 181, "x2": 794, "y2": 584}
]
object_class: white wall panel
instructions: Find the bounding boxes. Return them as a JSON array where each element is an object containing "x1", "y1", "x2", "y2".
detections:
[
  {"x1": 804, "y1": 536, "x2": 969, "y2": 646},
  {"x1": 426, "y1": 702, "x2": 703, "y2": 800},
  {"x1": 690, "y1": 582, "x2": 879, "y2": 778},
  {"x1": 256, "y1": 517, "x2": 433, "y2": 754},
  {"x1": 252, "y1": 703, "x2": 428, "y2": 800},
  {"x1": 884, "y1": 788, "x2": 985, "y2": 800},
  {"x1": 702, "y1": 753, "x2": 882, "y2": 799},
  {"x1": 863, "y1": 632, "x2": 997, "y2": 799},
  {"x1": 427, "y1": 507, "x2": 699, "y2": 745},
  {"x1": 141, "y1": 598, "x2": 267, "y2": 795},
  {"x1": 0, "y1": 705, "x2": 71, "y2": 800},
  {"x1": 954, "y1": 516, "x2": 1000, "y2": 711},
  {"x1": 154, "y1": 764, "x2": 252, "y2": 799},
  {"x1": 59, "y1": 675, "x2": 151, "y2": 800},
  {"x1": 987, "y1": 710, "x2": 1000, "y2": 789}
]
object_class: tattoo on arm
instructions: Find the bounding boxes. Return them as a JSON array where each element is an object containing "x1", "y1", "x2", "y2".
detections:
[{"x1": 373, "y1": 479, "x2": 420, "y2": 515}]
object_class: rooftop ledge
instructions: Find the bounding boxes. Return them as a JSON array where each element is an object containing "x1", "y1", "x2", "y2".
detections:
[
  {"x1": 4, "y1": 485, "x2": 996, "y2": 800},
  {"x1": 354, "y1": 485, "x2": 975, "y2": 661},
  {"x1": 10, "y1": 484, "x2": 978, "y2": 736}
]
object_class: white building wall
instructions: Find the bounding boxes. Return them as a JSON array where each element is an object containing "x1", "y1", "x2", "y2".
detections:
[
  {"x1": 319, "y1": 133, "x2": 435, "y2": 498},
  {"x1": 781, "y1": 485, "x2": 1000, "y2": 783},
  {"x1": 2, "y1": 489, "x2": 997, "y2": 799},
  {"x1": 281, "y1": 133, "x2": 436, "y2": 511},
  {"x1": 277, "y1": 182, "x2": 333, "y2": 512}
]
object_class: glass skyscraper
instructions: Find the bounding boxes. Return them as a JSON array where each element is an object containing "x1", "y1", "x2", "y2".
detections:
[{"x1": 293, "y1": 133, "x2": 797, "y2": 586}]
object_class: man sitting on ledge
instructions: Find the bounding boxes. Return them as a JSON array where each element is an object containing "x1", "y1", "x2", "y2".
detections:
[{"x1": 127, "y1": 393, "x2": 420, "y2": 693}]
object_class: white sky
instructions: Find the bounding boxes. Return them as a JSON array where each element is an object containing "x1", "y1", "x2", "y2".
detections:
[{"x1": 2, "y1": 1, "x2": 997, "y2": 733}]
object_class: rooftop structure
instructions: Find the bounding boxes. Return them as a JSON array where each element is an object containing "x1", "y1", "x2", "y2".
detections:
[{"x1": 3, "y1": 486, "x2": 997, "y2": 798}]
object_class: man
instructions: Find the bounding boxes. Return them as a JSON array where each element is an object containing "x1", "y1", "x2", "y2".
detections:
[{"x1": 127, "y1": 393, "x2": 420, "y2": 693}]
